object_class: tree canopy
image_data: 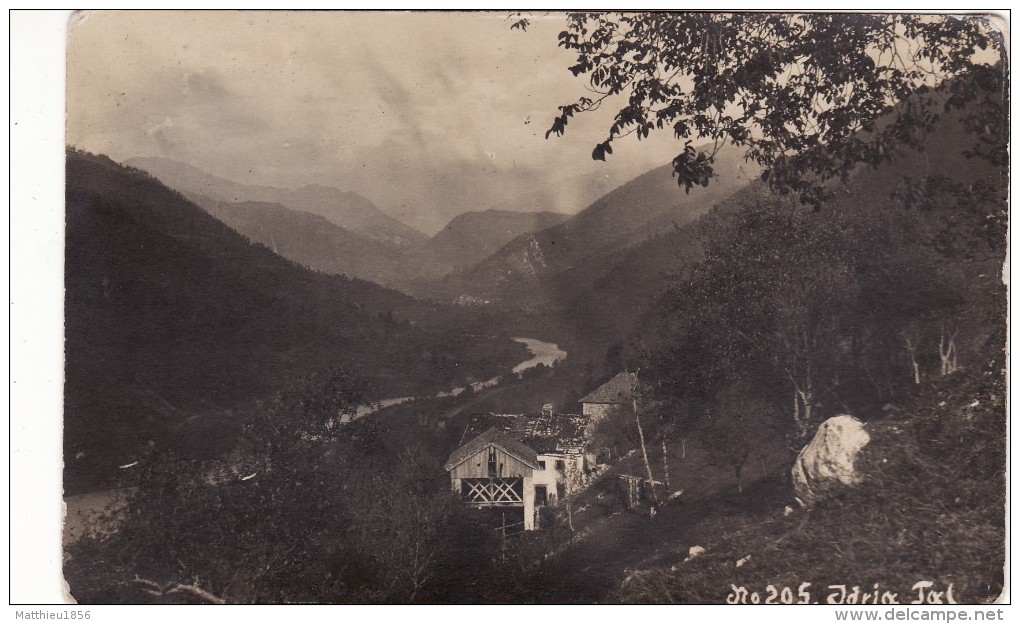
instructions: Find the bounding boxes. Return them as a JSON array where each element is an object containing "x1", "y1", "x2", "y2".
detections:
[{"x1": 517, "y1": 12, "x2": 1006, "y2": 205}]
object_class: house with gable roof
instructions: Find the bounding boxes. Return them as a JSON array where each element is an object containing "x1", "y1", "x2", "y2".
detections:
[
  {"x1": 578, "y1": 371, "x2": 638, "y2": 420},
  {"x1": 444, "y1": 428, "x2": 541, "y2": 530}
]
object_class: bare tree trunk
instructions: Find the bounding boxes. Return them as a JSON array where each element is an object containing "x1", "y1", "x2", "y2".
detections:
[
  {"x1": 903, "y1": 326, "x2": 921, "y2": 384},
  {"x1": 661, "y1": 439, "x2": 670, "y2": 489},
  {"x1": 563, "y1": 462, "x2": 579, "y2": 532},
  {"x1": 797, "y1": 388, "x2": 813, "y2": 434},
  {"x1": 630, "y1": 370, "x2": 659, "y2": 504},
  {"x1": 634, "y1": 410, "x2": 658, "y2": 503},
  {"x1": 940, "y1": 327, "x2": 959, "y2": 375},
  {"x1": 792, "y1": 385, "x2": 800, "y2": 432},
  {"x1": 788, "y1": 372, "x2": 814, "y2": 444}
]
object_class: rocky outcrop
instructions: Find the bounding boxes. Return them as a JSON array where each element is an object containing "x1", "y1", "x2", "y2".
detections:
[{"x1": 792, "y1": 415, "x2": 871, "y2": 506}]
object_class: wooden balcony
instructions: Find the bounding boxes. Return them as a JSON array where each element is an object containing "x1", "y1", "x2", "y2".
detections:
[{"x1": 460, "y1": 478, "x2": 524, "y2": 507}]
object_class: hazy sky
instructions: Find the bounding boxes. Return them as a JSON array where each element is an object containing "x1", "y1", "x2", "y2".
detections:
[{"x1": 66, "y1": 10, "x2": 685, "y2": 234}]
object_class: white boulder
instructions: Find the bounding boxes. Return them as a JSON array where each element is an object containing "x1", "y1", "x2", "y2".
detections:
[{"x1": 792, "y1": 415, "x2": 871, "y2": 506}]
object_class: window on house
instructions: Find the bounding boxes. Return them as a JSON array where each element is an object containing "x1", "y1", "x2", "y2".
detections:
[
  {"x1": 487, "y1": 447, "x2": 497, "y2": 477},
  {"x1": 555, "y1": 459, "x2": 565, "y2": 471},
  {"x1": 538, "y1": 460, "x2": 546, "y2": 470}
]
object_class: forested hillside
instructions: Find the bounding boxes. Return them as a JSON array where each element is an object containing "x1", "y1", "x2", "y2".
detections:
[
  {"x1": 65, "y1": 150, "x2": 524, "y2": 492},
  {"x1": 543, "y1": 74, "x2": 1006, "y2": 392},
  {"x1": 414, "y1": 209, "x2": 572, "y2": 279},
  {"x1": 439, "y1": 147, "x2": 759, "y2": 306},
  {"x1": 637, "y1": 82, "x2": 1006, "y2": 430},
  {"x1": 187, "y1": 193, "x2": 423, "y2": 289}
]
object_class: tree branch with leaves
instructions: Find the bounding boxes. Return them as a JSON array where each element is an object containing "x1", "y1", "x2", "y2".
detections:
[{"x1": 518, "y1": 12, "x2": 1005, "y2": 209}]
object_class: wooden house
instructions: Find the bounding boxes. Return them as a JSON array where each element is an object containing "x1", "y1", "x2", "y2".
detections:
[{"x1": 444, "y1": 428, "x2": 540, "y2": 530}]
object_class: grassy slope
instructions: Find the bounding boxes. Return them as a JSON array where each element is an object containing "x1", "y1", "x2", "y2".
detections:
[{"x1": 611, "y1": 367, "x2": 1006, "y2": 604}]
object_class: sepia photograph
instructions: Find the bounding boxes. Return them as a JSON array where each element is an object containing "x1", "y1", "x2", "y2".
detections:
[{"x1": 47, "y1": 9, "x2": 1009, "y2": 605}]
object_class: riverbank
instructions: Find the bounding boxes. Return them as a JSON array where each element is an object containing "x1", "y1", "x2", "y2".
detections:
[{"x1": 354, "y1": 336, "x2": 567, "y2": 418}]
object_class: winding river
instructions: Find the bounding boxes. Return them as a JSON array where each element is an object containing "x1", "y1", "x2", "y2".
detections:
[
  {"x1": 510, "y1": 337, "x2": 568, "y2": 374},
  {"x1": 353, "y1": 336, "x2": 567, "y2": 418},
  {"x1": 69, "y1": 338, "x2": 568, "y2": 546}
]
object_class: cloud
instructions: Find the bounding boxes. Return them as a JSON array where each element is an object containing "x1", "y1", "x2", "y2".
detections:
[
  {"x1": 145, "y1": 117, "x2": 177, "y2": 154},
  {"x1": 66, "y1": 11, "x2": 686, "y2": 234}
]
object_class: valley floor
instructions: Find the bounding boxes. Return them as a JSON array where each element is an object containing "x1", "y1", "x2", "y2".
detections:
[{"x1": 64, "y1": 355, "x2": 1005, "y2": 605}]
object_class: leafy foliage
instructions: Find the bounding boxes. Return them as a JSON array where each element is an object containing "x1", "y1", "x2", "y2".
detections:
[
  {"x1": 644, "y1": 178, "x2": 997, "y2": 449},
  {"x1": 698, "y1": 380, "x2": 785, "y2": 492},
  {"x1": 575, "y1": 59, "x2": 1010, "y2": 452},
  {"x1": 530, "y1": 13, "x2": 1005, "y2": 206},
  {"x1": 65, "y1": 375, "x2": 466, "y2": 604},
  {"x1": 585, "y1": 408, "x2": 640, "y2": 461}
]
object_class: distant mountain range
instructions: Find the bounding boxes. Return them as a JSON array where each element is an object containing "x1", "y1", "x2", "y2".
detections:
[
  {"x1": 414, "y1": 209, "x2": 571, "y2": 279},
  {"x1": 124, "y1": 146, "x2": 759, "y2": 325},
  {"x1": 126, "y1": 156, "x2": 427, "y2": 251},
  {"x1": 438, "y1": 145, "x2": 760, "y2": 307},
  {"x1": 126, "y1": 157, "x2": 575, "y2": 290},
  {"x1": 186, "y1": 193, "x2": 424, "y2": 290}
]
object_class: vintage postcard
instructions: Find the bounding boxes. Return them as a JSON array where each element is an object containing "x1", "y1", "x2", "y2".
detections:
[{"x1": 45, "y1": 10, "x2": 1010, "y2": 608}]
